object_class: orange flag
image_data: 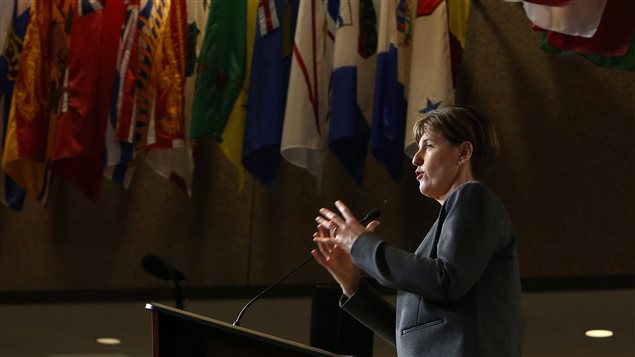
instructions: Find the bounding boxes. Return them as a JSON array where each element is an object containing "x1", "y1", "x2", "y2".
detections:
[{"x1": 2, "y1": 0, "x2": 62, "y2": 198}]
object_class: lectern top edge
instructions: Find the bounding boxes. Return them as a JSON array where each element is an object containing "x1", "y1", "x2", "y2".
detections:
[{"x1": 145, "y1": 302, "x2": 343, "y2": 357}]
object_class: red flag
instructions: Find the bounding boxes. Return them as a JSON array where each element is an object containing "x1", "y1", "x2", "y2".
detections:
[
  {"x1": 546, "y1": 0, "x2": 635, "y2": 56},
  {"x1": 49, "y1": 0, "x2": 125, "y2": 200}
]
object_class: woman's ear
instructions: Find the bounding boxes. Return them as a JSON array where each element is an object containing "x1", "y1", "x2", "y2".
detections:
[{"x1": 459, "y1": 141, "x2": 473, "y2": 164}]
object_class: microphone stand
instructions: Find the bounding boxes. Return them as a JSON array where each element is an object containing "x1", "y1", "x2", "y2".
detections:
[
  {"x1": 233, "y1": 254, "x2": 313, "y2": 326},
  {"x1": 232, "y1": 208, "x2": 381, "y2": 326},
  {"x1": 175, "y1": 280, "x2": 185, "y2": 310}
]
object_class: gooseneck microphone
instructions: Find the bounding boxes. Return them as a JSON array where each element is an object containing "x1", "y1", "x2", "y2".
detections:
[
  {"x1": 232, "y1": 208, "x2": 381, "y2": 326},
  {"x1": 142, "y1": 254, "x2": 187, "y2": 310},
  {"x1": 357, "y1": 208, "x2": 382, "y2": 227},
  {"x1": 142, "y1": 254, "x2": 187, "y2": 282}
]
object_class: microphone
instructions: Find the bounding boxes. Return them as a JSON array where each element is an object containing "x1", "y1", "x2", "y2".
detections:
[
  {"x1": 142, "y1": 254, "x2": 187, "y2": 282},
  {"x1": 359, "y1": 208, "x2": 381, "y2": 226},
  {"x1": 232, "y1": 208, "x2": 381, "y2": 326}
]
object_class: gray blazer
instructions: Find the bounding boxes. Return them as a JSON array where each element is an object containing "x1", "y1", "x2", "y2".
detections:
[{"x1": 341, "y1": 182, "x2": 524, "y2": 356}]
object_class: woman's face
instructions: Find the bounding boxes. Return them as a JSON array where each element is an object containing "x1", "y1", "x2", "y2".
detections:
[{"x1": 412, "y1": 130, "x2": 464, "y2": 201}]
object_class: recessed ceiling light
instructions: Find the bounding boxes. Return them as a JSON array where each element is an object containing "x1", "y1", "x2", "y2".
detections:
[
  {"x1": 96, "y1": 337, "x2": 121, "y2": 345},
  {"x1": 585, "y1": 329, "x2": 613, "y2": 338}
]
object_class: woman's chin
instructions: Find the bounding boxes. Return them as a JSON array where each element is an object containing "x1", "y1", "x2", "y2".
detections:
[
  {"x1": 419, "y1": 184, "x2": 431, "y2": 197},
  {"x1": 419, "y1": 184, "x2": 441, "y2": 200}
]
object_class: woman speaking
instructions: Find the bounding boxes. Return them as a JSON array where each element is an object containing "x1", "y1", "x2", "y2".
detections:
[{"x1": 312, "y1": 106, "x2": 524, "y2": 356}]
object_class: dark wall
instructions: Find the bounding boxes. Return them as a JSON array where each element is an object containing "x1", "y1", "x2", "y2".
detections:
[
  {"x1": 0, "y1": 1, "x2": 633, "y2": 295},
  {"x1": 461, "y1": 0, "x2": 635, "y2": 278}
]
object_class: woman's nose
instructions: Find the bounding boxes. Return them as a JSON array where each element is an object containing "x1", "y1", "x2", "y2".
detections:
[{"x1": 412, "y1": 150, "x2": 423, "y2": 166}]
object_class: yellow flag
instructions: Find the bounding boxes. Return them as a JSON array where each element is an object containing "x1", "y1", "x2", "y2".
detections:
[
  {"x1": 218, "y1": 0, "x2": 257, "y2": 191},
  {"x1": 447, "y1": 0, "x2": 470, "y2": 48}
]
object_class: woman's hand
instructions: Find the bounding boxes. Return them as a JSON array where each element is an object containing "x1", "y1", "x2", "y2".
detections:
[
  {"x1": 311, "y1": 201, "x2": 380, "y2": 297},
  {"x1": 313, "y1": 200, "x2": 380, "y2": 253},
  {"x1": 311, "y1": 224, "x2": 362, "y2": 297}
]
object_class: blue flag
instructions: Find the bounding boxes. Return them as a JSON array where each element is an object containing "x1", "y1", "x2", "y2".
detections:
[
  {"x1": 371, "y1": 43, "x2": 407, "y2": 181},
  {"x1": 328, "y1": 0, "x2": 377, "y2": 184},
  {"x1": 243, "y1": 0, "x2": 298, "y2": 185},
  {"x1": 370, "y1": 0, "x2": 412, "y2": 181}
]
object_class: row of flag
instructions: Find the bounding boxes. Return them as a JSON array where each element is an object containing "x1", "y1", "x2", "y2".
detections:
[
  {"x1": 202, "y1": 0, "x2": 468, "y2": 188},
  {"x1": 2, "y1": 0, "x2": 630, "y2": 213},
  {"x1": 514, "y1": 0, "x2": 635, "y2": 70},
  {"x1": 0, "y1": 0, "x2": 195, "y2": 212},
  {"x1": 0, "y1": 0, "x2": 469, "y2": 211}
]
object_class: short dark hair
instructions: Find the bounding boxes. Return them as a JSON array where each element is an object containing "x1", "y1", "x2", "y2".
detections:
[{"x1": 413, "y1": 106, "x2": 500, "y2": 178}]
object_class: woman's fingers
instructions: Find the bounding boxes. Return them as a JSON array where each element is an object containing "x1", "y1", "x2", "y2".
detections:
[
  {"x1": 316, "y1": 217, "x2": 342, "y2": 237},
  {"x1": 316, "y1": 241, "x2": 334, "y2": 256},
  {"x1": 312, "y1": 245, "x2": 339, "y2": 270},
  {"x1": 311, "y1": 249, "x2": 329, "y2": 268},
  {"x1": 365, "y1": 220, "x2": 380, "y2": 232},
  {"x1": 313, "y1": 237, "x2": 335, "y2": 246},
  {"x1": 334, "y1": 200, "x2": 356, "y2": 223},
  {"x1": 317, "y1": 224, "x2": 329, "y2": 238},
  {"x1": 318, "y1": 207, "x2": 345, "y2": 226}
]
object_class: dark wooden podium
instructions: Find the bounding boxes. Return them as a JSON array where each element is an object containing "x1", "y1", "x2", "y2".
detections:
[{"x1": 145, "y1": 302, "x2": 343, "y2": 357}]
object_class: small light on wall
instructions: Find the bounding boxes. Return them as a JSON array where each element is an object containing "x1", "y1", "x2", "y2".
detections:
[
  {"x1": 96, "y1": 337, "x2": 121, "y2": 345},
  {"x1": 585, "y1": 329, "x2": 614, "y2": 338}
]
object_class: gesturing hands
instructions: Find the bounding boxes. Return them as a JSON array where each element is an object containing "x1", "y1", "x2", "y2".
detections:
[
  {"x1": 311, "y1": 201, "x2": 380, "y2": 297},
  {"x1": 313, "y1": 201, "x2": 381, "y2": 252}
]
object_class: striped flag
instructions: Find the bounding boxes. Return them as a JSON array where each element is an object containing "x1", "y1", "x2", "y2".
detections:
[
  {"x1": 243, "y1": 0, "x2": 299, "y2": 185},
  {"x1": 328, "y1": 0, "x2": 377, "y2": 183},
  {"x1": 258, "y1": 0, "x2": 280, "y2": 37},
  {"x1": 133, "y1": 0, "x2": 171, "y2": 170},
  {"x1": 104, "y1": 0, "x2": 139, "y2": 188},
  {"x1": 370, "y1": 0, "x2": 411, "y2": 181},
  {"x1": 280, "y1": 0, "x2": 335, "y2": 179},
  {"x1": 403, "y1": 0, "x2": 454, "y2": 157}
]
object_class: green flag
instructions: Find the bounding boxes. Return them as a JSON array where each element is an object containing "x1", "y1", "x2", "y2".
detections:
[
  {"x1": 540, "y1": 32, "x2": 635, "y2": 72},
  {"x1": 191, "y1": 0, "x2": 247, "y2": 140}
]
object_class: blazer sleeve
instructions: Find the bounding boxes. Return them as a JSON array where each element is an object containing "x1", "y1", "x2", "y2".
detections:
[
  {"x1": 339, "y1": 279, "x2": 397, "y2": 346},
  {"x1": 350, "y1": 182, "x2": 510, "y2": 302}
]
